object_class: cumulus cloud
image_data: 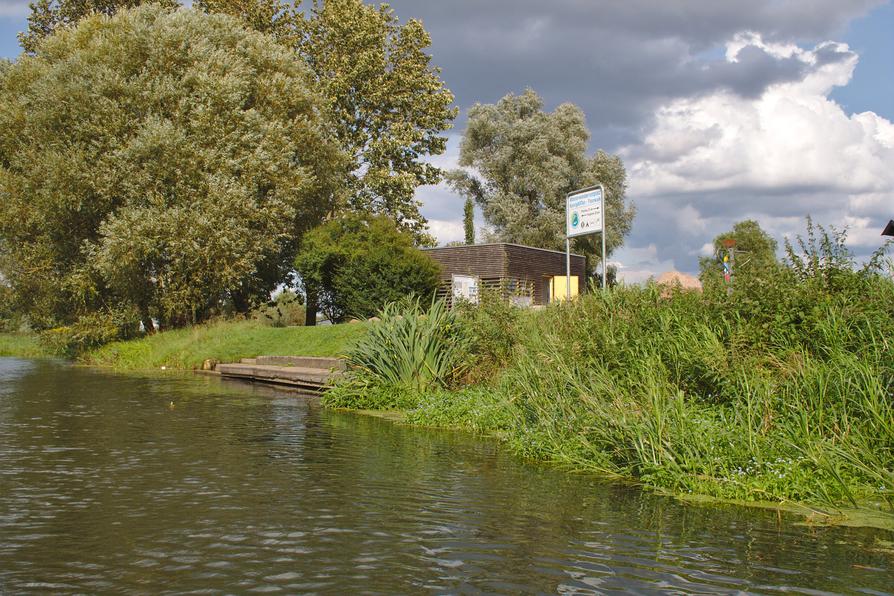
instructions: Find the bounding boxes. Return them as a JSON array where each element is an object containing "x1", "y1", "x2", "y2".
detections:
[
  {"x1": 619, "y1": 33, "x2": 894, "y2": 276},
  {"x1": 627, "y1": 35, "x2": 892, "y2": 199},
  {"x1": 387, "y1": 0, "x2": 883, "y2": 145}
]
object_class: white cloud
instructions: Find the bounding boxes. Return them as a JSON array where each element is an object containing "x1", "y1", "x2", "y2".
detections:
[
  {"x1": 626, "y1": 36, "x2": 894, "y2": 199},
  {"x1": 426, "y1": 219, "x2": 465, "y2": 245},
  {"x1": 613, "y1": 244, "x2": 678, "y2": 284},
  {"x1": 621, "y1": 34, "x2": 894, "y2": 269}
]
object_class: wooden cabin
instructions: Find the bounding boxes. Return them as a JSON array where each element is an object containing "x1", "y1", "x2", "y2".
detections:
[{"x1": 423, "y1": 243, "x2": 587, "y2": 306}]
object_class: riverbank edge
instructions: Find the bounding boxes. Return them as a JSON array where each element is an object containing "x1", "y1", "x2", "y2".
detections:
[
  {"x1": 3, "y1": 335, "x2": 892, "y2": 532},
  {"x1": 329, "y1": 405, "x2": 894, "y2": 532}
]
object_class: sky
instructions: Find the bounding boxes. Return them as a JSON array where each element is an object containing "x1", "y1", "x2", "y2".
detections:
[{"x1": 1, "y1": 0, "x2": 892, "y2": 281}]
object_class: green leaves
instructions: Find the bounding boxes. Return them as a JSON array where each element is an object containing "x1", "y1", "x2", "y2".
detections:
[
  {"x1": 295, "y1": 214, "x2": 441, "y2": 323},
  {"x1": 0, "y1": 6, "x2": 344, "y2": 330},
  {"x1": 298, "y1": 0, "x2": 457, "y2": 239},
  {"x1": 326, "y1": 298, "x2": 471, "y2": 409},
  {"x1": 19, "y1": 0, "x2": 181, "y2": 54},
  {"x1": 200, "y1": 0, "x2": 457, "y2": 240}
]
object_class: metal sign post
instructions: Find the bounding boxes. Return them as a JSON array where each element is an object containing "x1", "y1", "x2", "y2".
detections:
[{"x1": 566, "y1": 184, "x2": 606, "y2": 299}]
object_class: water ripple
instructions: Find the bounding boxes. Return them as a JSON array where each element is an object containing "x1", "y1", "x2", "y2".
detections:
[{"x1": 0, "y1": 359, "x2": 892, "y2": 594}]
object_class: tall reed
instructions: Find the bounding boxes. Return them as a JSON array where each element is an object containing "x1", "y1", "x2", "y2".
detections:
[{"x1": 324, "y1": 298, "x2": 471, "y2": 409}]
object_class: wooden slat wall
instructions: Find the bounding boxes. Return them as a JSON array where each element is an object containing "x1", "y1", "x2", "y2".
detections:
[
  {"x1": 425, "y1": 244, "x2": 587, "y2": 306},
  {"x1": 425, "y1": 245, "x2": 508, "y2": 281},
  {"x1": 504, "y1": 244, "x2": 586, "y2": 304}
]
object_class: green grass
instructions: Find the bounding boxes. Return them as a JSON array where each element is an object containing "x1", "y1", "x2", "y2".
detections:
[
  {"x1": 82, "y1": 319, "x2": 368, "y2": 370},
  {"x1": 0, "y1": 333, "x2": 52, "y2": 358}
]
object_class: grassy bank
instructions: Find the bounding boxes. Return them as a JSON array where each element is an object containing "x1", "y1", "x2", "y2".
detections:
[
  {"x1": 323, "y1": 256, "x2": 894, "y2": 520},
  {"x1": 0, "y1": 333, "x2": 52, "y2": 358},
  {"x1": 82, "y1": 319, "x2": 368, "y2": 370}
]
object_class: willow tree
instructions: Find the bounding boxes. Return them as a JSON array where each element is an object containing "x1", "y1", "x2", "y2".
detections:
[
  {"x1": 19, "y1": 0, "x2": 180, "y2": 53},
  {"x1": 0, "y1": 6, "x2": 344, "y2": 331},
  {"x1": 448, "y1": 89, "x2": 634, "y2": 262},
  {"x1": 200, "y1": 0, "x2": 458, "y2": 241}
]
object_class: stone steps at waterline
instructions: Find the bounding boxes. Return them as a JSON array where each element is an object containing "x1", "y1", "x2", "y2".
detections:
[{"x1": 216, "y1": 356, "x2": 345, "y2": 391}]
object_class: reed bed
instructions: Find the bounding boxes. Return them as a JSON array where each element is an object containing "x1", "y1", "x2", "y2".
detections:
[{"x1": 332, "y1": 244, "x2": 894, "y2": 511}]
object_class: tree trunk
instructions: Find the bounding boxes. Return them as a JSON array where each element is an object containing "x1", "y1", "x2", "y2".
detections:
[
  {"x1": 304, "y1": 288, "x2": 318, "y2": 326},
  {"x1": 231, "y1": 291, "x2": 251, "y2": 318},
  {"x1": 140, "y1": 305, "x2": 155, "y2": 334}
]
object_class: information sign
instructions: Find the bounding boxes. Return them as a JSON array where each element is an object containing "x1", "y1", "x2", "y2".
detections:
[{"x1": 566, "y1": 187, "x2": 604, "y2": 238}]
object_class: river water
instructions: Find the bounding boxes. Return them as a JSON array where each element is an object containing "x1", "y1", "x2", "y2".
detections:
[{"x1": 1, "y1": 358, "x2": 892, "y2": 594}]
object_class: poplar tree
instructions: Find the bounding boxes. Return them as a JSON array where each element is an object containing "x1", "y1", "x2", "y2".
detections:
[{"x1": 463, "y1": 198, "x2": 475, "y2": 245}]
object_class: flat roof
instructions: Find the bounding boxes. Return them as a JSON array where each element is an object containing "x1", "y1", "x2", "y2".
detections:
[{"x1": 423, "y1": 242, "x2": 585, "y2": 259}]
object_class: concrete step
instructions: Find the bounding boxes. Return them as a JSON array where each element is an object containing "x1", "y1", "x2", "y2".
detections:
[
  {"x1": 240, "y1": 358, "x2": 257, "y2": 365},
  {"x1": 254, "y1": 355, "x2": 346, "y2": 371},
  {"x1": 216, "y1": 362, "x2": 344, "y2": 390}
]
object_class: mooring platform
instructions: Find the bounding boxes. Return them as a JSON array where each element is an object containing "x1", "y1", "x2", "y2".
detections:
[{"x1": 216, "y1": 356, "x2": 346, "y2": 391}]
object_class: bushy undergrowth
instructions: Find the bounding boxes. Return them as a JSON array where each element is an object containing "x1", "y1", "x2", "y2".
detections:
[
  {"x1": 252, "y1": 291, "x2": 306, "y2": 328},
  {"x1": 454, "y1": 289, "x2": 525, "y2": 383},
  {"x1": 40, "y1": 307, "x2": 141, "y2": 358},
  {"x1": 332, "y1": 228, "x2": 894, "y2": 511},
  {"x1": 501, "y1": 277, "x2": 893, "y2": 506}
]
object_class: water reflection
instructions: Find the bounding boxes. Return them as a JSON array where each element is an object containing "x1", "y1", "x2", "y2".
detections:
[{"x1": 1, "y1": 359, "x2": 892, "y2": 594}]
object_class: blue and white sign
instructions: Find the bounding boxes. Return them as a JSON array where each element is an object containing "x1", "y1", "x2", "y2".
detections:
[{"x1": 566, "y1": 186, "x2": 604, "y2": 238}]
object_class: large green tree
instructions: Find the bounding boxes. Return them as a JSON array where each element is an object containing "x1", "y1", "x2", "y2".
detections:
[
  {"x1": 448, "y1": 89, "x2": 634, "y2": 264},
  {"x1": 295, "y1": 214, "x2": 440, "y2": 324},
  {"x1": 0, "y1": 6, "x2": 343, "y2": 331},
  {"x1": 200, "y1": 0, "x2": 457, "y2": 241},
  {"x1": 19, "y1": 0, "x2": 179, "y2": 53}
]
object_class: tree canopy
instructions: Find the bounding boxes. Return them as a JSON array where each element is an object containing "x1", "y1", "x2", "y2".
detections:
[
  {"x1": 199, "y1": 0, "x2": 457, "y2": 241},
  {"x1": 19, "y1": 0, "x2": 456, "y2": 244},
  {"x1": 295, "y1": 215, "x2": 441, "y2": 323},
  {"x1": 0, "y1": 6, "x2": 343, "y2": 331},
  {"x1": 19, "y1": 0, "x2": 179, "y2": 53},
  {"x1": 195, "y1": 0, "x2": 297, "y2": 38},
  {"x1": 448, "y1": 89, "x2": 634, "y2": 263}
]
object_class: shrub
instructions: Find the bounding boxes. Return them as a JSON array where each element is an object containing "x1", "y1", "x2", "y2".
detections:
[
  {"x1": 454, "y1": 287, "x2": 524, "y2": 382},
  {"x1": 253, "y1": 291, "x2": 305, "y2": 328},
  {"x1": 40, "y1": 307, "x2": 140, "y2": 358},
  {"x1": 296, "y1": 215, "x2": 441, "y2": 323}
]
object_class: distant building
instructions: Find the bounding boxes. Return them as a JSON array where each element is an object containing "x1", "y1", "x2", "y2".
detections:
[
  {"x1": 424, "y1": 243, "x2": 586, "y2": 306},
  {"x1": 883, "y1": 220, "x2": 894, "y2": 237}
]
